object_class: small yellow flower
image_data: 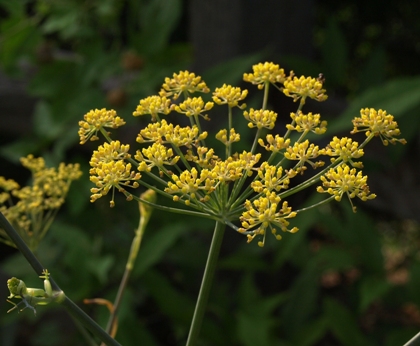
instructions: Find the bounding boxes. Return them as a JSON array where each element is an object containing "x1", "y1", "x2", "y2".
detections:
[
  {"x1": 79, "y1": 109, "x2": 126, "y2": 144},
  {"x1": 90, "y1": 160, "x2": 141, "y2": 207},
  {"x1": 215, "y1": 128, "x2": 240, "y2": 146},
  {"x1": 283, "y1": 74, "x2": 328, "y2": 105},
  {"x1": 316, "y1": 163, "x2": 376, "y2": 212},
  {"x1": 284, "y1": 140, "x2": 325, "y2": 171},
  {"x1": 185, "y1": 147, "x2": 219, "y2": 169},
  {"x1": 134, "y1": 143, "x2": 180, "y2": 172},
  {"x1": 137, "y1": 119, "x2": 207, "y2": 147},
  {"x1": 90, "y1": 141, "x2": 131, "y2": 168},
  {"x1": 243, "y1": 62, "x2": 286, "y2": 89},
  {"x1": 286, "y1": 111, "x2": 327, "y2": 134},
  {"x1": 251, "y1": 162, "x2": 290, "y2": 193},
  {"x1": 258, "y1": 135, "x2": 291, "y2": 153},
  {"x1": 212, "y1": 84, "x2": 248, "y2": 109},
  {"x1": 210, "y1": 152, "x2": 261, "y2": 182},
  {"x1": 239, "y1": 192, "x2": 298, "y2": 247},
  {"x1": 351, "y1": 108, "x2": 407, "y2": 146},
  {"x1": 243, "y1": 108, "x2": 277, "y2": 129},
  {"x1": 165, "y1": 168, "x2": 216, "y2": 205},
  {"x1": 322, "y1": 137, "x2": 364, "y2": 168},
  {"x1": 133, "y1": 95, "x2": 172, "y2": 121},
  {"x1": 159, "y1": 71, "x2": 210, "y2": 99},
  {"x1": 174, "y1": 97, "x2": 214, "y2": 120}
]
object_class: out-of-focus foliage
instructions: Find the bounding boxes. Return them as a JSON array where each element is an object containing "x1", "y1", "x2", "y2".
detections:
[{"x1": 0, "y1": 1, "x2": 419, "y2": 345}]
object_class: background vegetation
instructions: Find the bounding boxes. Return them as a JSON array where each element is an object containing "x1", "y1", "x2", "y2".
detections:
[{"x1": 0, "y1": 0, "x2": 420, "y2": 345}]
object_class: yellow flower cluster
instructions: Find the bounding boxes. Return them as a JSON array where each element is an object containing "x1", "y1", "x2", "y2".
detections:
[
  {"x1": 351, "y1": 108, "x2": 407, "y2": 145},
  {"x1": 0, "y1": 155, "x2": 82, "y2": 249},
  {"x1": 317, "y1": 163, "x2": 376, "y2": 212},
  {"x1": 159, "y1": 71, "x2": 210, "y2": 99},
  {"x1": 243, "y1": 62, "x2": 286, "y2": 89},
  {"x1": 78, "y1": 108, "x2": 126, "y2": 144},
  {"x1": 283, "y1": 74, "x2": 328, "y2": 105},
  {"x1": 79, "y1": 62, "x2": 406, "y2": 246}
]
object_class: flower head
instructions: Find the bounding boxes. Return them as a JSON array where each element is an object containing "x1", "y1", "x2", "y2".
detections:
[
  {"x1": 239, "y1": 192, "x2": 298, "y2": 247},
  {"x1": 322, "y1": 137, "x2": 364, "y2": 168},
  {"x1": 283, "y1": 74, "x2": 328, "y2": 105},
  {"x1": 284, "y1": 140, "x2": 325, "y2": 171},
  {"x1": 243, "y1": 109, "x2": 277, "y2": 129},
  {"x1": 0, "y1": 155, "x2": 82, "y2": 249},
  {"x1": 286, "y1": 111, "x2": 327, "y2": 134},
  {"x1": 212, "y1": 84, "x2": 248, "y2": 109},
  {"x1": 317, "y1": 163, "x2": 376, "y2": 212},
  {"x1": 79, "y1": 109, "x2": 126, "y2": 144},
  {"x1": 133, "y1": 96, "x2": 172, "y2": 121},
  {"x1": 174, "y1": 97, "x2": 214, "y2": 120},
  {"x1": 243, "y1": 62, "x2": 286, "y2": 89},
  {"x1": 159, "y1": 71, "x2": 210, "y2": 99},
  {"x1": 90, "y1": 160, "x2": 140, "y2": 207},
  {"x1": 351, "y1": 108, "x2": 407, "y2": 145}
]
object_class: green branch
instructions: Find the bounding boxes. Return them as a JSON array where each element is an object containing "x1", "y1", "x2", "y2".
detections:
[{"x1": 0, "y1": 211, "x2": 121, "y2": 346}]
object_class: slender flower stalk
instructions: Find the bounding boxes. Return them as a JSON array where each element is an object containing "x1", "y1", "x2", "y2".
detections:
[
  {"x1": 186, "y1": 221, "x2": 225, "y2": 346},
  {"x1": 103, "y1": 189, "x2": 156, "y2": 339}
]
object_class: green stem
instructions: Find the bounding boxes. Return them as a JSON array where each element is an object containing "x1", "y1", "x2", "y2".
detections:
[
  {"x1": 186, "y1": 221, "x2": 225, "y2": 346},
  {"x1": 403, "y1": 331, "x2": 420, "y2": 346},
  {"x1": 0, "y1": 211, "x2": 121, "y2": 346},
  {"x1": 104, "y1": 193, "x2": 152, "y2": 336}
]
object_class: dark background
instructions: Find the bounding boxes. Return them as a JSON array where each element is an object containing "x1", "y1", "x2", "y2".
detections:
[{"x1": 1, "y1": 1, "x2": 420, "y2": 345}]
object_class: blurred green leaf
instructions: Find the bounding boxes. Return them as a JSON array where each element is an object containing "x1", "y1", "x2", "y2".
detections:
[
  {"x1": 0, "y1": 138, "x2": 44, "y2": 163},
  {"x1": 132, "y1": 220, "x2": 190, "y2": 277},
  {"x1": 321, "y1": 18, "x2": 348, "y2": 86},
  {"x1": 358, "y1": 45, "x2": 387, "y2": 91},
  {"x1": 294, "y1": 317, "x2": 328, "y2": 346},
  {"x1": 33, "y1": 100, "x2": 63, "y2": 139},
  {"x1": 0, "y1": 17, "x2": 41, "y2": 70},
  {"x1": 142, "y1": 269, "x2": 194, "y2": 328},
  {"x1": 237, "y1": 274, "x2": 288, "y2": 346},
  {"x1": 314, "y1": 245, "x2": 355, "y2": 271},
  {"x1": 358, "y1": 277, "x2": 391, "y2": 312},
  {"x1": 281, "y1": 263, "x2": 320, "y2": 337},
  {"x1": 136, "y1": 0, "x2": 182, "y2": 55},
  {"x1": 324, "y1": 297, "x2": 370, "y2": 346}
]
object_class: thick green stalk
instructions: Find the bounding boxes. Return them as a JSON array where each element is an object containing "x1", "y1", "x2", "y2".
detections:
[
  {"x1": 186, "y1": 221, "x2": 225, "y2": 346},
  {"x1": 0, "y1": 211, "x2": 121, "y2": 346}
]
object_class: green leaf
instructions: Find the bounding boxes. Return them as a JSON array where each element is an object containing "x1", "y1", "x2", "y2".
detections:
[
  {"x1": 236, "y1": 274, "x2": 288, "y2": 346},
  {"x1": 142, "y1": 269, "x2": 194, "y2": 326},
  {"x1": 314, "y1": 245, "x2": 355, "y2": 271},
  {"x1": 33, "y1": 101, "x2": 63, "y2": 139},
  {"x1": 324, "y1": 298, "x2": 371, "y2": 346},
  {"x1": 294, "y1": 317, "x2": 328, "y2": 346},
  {"x1": 281, "y1": 264, "x2": 320, "y2": 337},
  {"x1": 358, "y1": 45, "x2": 387, "y2": 91},
  {"x1": 135, "y1": 0, "x2": 182, "y2": 54},
  {"x1": 0, "y1": 139, "x2": 43, "y2": 163},
  {"x1": 359, "y1": 277, "x2": 391, "y2": 312},
  {"x1": 132, "y1": 221, "x2": 190, "y2": 277},
  {"x1": 321, "y1": 18, "x2": 348, "y2": 87}
]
